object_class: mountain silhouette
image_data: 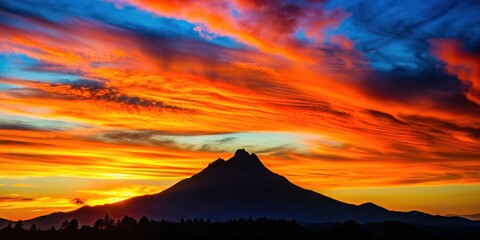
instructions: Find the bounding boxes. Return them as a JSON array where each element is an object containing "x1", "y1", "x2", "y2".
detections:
[{"x1": 20, "y1": 149, "x2": 478, "y2": 228}]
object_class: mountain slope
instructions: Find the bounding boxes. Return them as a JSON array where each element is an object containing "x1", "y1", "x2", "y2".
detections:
[{"x1": 22, "y1": 149, "x2": 478, "y2": 228}]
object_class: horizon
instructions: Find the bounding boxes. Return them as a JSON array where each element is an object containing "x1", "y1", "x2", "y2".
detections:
[{"x1": 1, "y1": 0, "x2": 480, "y2": 222}]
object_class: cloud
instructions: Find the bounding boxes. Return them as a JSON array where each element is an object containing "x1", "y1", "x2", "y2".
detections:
[
  {"x1": 193, "y1": 24, "x2": 216, "y2": 40},
  {"x1": 98, "y1": 130, "x2": 179, "y2": 146},
  {"x1": 0, "y1": 121, "x2": 40, "y2": 131},
  {"x1": 365, "y1": 110, "x2": 408, "y2": 126},
  {"x1": 402, "y1": 115, "x2": 480, "y2": 139},
  {"x1": 119, "y1": 0, "x2": 349, "y2": 61},
  {"x1": 215, "y1": 137, "x2": 236, "y2": 144},
  {"x1": 0, "y1": 140, "x2": 49, "y2": 146},
  {"x1": 0, "y1": 197, "x2": 34, "y2": 202},
  {"x1": 393, "y1": 173, "x2": 464, "y2": 185},
  {"x1": 71, "y1": 197, "x2": 85, "y2": 205},
  {"x1": 430, "y1": 38, "x2": 480, "y2": 105},
  {"x1": 40, "y1": 80, "x2": 184, "y2": 110}
]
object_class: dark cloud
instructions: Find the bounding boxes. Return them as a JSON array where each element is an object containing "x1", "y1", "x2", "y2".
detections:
[
  {"x1": 0, "y1": 1, "x2": 59, "y2": 27},
  {"x1": 71, "y1": 197, "x2": 85, "y2": 205},
  {"x1": 359, "y1": 68, "x2": 480, "y2": 117},
  {"x1": 98, "y1": 130, "x2": 236, "y2": 144},
  {"x1": 0, "y1": 118, "x2": 69, "y2": 132},
  {"x1": 98, "y1": 130, "x2": 183, "y2": 148},
  {"x1": 334, "y1": 0, "x2": 480, "y2": 115},
  {"x1": 0, "y1": 197, "x2": 34, "y2": 202},
  {"x1": 365, "y1": 69, "x2": 458, "y2": 99},
  {"x1": 0, "y1": 140, "x2": 51, "y2": 146},
  {"x1": 365, "y1": 110, "x2": 407, "y2": 126},
  {"x1": 298, "y1": 152, "x2": 354, "y2": 162},
  {"x1": 100, "y1": 130, "x2": 238, "y2": 151},
  {"x1": 0, "y1": 122, "x2": 36, "y2": 130},
  {"x1": 393, "y1": 173, "x2": 463, "y2": 185},
  {"x1": 402, "y1": 115, "x2": 480, "y2": 140},
  {"x1": 48, "y1": 80, "x2": 184, "y2": 110},
  {"x1": 433, "y1": 151, "x2": 480, "y2": 160},
  {"x1": 0, "y1": 121, "x2": 39, "y2": 131},
  {"x1": 0, "y1": 153, "x2": 112, "y2": 165},
  {"x1": 269, "y1": 97, "x2": 352, "y2": 118},
  {"x1": 2, "y1": 78, "x2": 188, "y2": 111},
  {"x1": 215, "y1": 137, "x2": 236, "y2": 143}
]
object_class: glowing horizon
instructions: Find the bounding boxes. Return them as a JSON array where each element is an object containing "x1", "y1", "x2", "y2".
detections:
[{"x1": 1, "y1": 0, "x2": 480, "y2": 220}]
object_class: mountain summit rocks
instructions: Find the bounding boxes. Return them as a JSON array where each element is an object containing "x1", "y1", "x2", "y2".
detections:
[{"x1": 206, "y1": 149, "x2": 266, "y2": 172}]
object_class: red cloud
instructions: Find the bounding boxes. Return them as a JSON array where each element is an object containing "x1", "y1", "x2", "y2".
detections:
[{"x1": 430, "y1": 39, "x2": 480, "y2": 105}]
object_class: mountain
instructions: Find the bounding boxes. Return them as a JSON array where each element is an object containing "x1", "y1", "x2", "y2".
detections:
[{"x1": 20, "y1": 149, "x2": 479, "y2": 229}]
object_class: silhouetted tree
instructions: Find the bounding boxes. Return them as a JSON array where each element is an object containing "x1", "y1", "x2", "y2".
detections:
[
  {"x1": 94, "y1": 218, "x2": 105, "y2": 230},
  {"x1": 118, "y1": 215, "x2": 137, "y2": 228},
  {"x1": 139, "y1": 216, "x2": 150, "y2": 226},
  {"x1": 70, "y1": 218, "x2": 79, "y2": 230},
  {"x1": 61, "y1": 220, "x2": 70, "y2": 230},
  {"x1": 14, "y1": 220, "x2": 24, "y2": 231},
  {"x1": 104, "y1": 215, "x2": 115, "y2": 229},
  {"x1": 61, "y1": 218, "x2": 79, "y2": 231},
  {"x1": 94, "y1": 215, "x2": 116, "y2": 230},
  {"x1": 29, "y1": 223, "x2": 37, "y2": 232}
]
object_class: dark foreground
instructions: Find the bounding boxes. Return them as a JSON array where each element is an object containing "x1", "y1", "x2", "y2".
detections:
[{"x1": 1, "y1": 215, "x2": 479, "y2": 240}]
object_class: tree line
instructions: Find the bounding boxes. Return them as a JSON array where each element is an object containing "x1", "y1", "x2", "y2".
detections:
[
  {"x1": 0, "y1": 216, "x2": 318, "y2": 240},
  {"x1": 2, "y1": 216, "x2": 478, "y2": 240}
]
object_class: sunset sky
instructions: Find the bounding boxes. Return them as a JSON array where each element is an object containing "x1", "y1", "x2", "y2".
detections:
[{"x1": 1, "y1": 0, "x2": 480, "y2": 221}]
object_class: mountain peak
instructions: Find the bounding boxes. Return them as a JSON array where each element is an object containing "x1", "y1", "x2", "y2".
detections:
[
  {"x1": 202, "y1": 149, "x2": 268, "y2": 176},
  {"x1": 233, "y1": 148, "x2": 250, "y2": 157},
  {"x1": 204, "y1": 149, "x2": 266, "y2": 173},
  {"x1": 228, "y1": 149, "x2": 265, "y2": 170}
]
